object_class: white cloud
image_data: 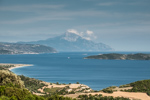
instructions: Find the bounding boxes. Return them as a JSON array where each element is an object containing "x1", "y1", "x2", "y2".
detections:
[
  {"x1": 86, "y1": 30, "x2": 93, "y2": 35},
  {"x1": 85, "y1": 30, "x2": 97, "y2": 40},
  {"x1": 83, "y1": 37, "x2": 91, "y2": 40}
]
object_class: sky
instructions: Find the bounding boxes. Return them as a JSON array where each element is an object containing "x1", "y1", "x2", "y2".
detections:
[{"x1": 0, "y1": 0, "x2": 150, "y2": 51}]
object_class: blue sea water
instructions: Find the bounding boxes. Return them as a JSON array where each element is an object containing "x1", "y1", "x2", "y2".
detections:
[{"x1": 0, "y1": 52, "x2": 150, "y2": 90}]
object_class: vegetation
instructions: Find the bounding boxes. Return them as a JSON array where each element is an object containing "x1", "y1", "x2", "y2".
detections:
[
  {"x1": 0, "y1": 49, "x2": 12, "y2": 54},
  {"x1": 0, "y1": 70, "x2": 24, "y2": 88},
  {"x1": 0, "y1": 70, "x2": 76, "y2": 100},
  {"x1": 0, "y1": 66, "x2": 8, "y2": 70},
  {"x1": 101, "y1": 86, "x2": 117, "y2": 93},
  {"x1": 0, "y1": 86, "x2": 74, "y2": 100},
  {"x1": 43, "y1": 87, "x2": 61, "y2": 94},
  {"x1": 0, "y1": 64, "x2": 15, "y2": 70},
  {"x1": 44, "y1": 86, "x2": 74, "y2": 95},
  {"x1": 123, "y1": 80, "x2": 150, "y2": 96},
  {"x1": 119, "y1": 84, "x2": 131, "y2": 88},
  {"x1": 56, "y1": 82, "x2": 60, "y2": 85},
  {"x1": 0, "y1": 86, "x2": 31, "y2": 100},
  {"x1": 85, "y1": 53, "x2": 150, "y2": 60},
  {"x1": 44, "y1": 95, "x2": 75, "y2": 100},
  {"x1": 76, "y1": 82, "x2": 79, "y2": 84},
  {"x1": 1, "y1": 68, "x2": 150, "y2": 100},
  {"x1": 0, "y1": 42, "x2": 57, "y2": 54},
  {"x1": 127, "y1": 53, "x2": 150, "y2": 60},
  {"x1": 19, "y1": 75, "x2": 47, "y2": 93},
  {"x1": 78, "y1": 94, "x2": 130, "y2": 100}
]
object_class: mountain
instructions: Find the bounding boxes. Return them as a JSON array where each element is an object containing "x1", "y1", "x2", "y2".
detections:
[
  {"x1": 19, "y1": 32, "x2": 114, "y2": 52},
  {"x1": 0, "y1": 42, "x2": 57, "y2": 54}
]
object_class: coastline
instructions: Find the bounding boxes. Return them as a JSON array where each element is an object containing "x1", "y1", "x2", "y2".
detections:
[
  {"x1": 0, "y1": 63, "x2": 33, "y2": 70},
  {"x1": 1, "y1": 63, "x2": 150, "y2": 100}
]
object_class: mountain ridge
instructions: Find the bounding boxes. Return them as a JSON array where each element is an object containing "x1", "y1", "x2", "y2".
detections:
[
  {"x1": 19, "y1": 32, "x2": 114, "y2": 52},
  {"x1": 0, "y1": 42, "x2": 57, "y2": 54}
]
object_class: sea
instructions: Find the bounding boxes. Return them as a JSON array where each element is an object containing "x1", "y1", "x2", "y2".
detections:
[{"x1": 0, "y1": 52, "x2": 150, "y2": 90}]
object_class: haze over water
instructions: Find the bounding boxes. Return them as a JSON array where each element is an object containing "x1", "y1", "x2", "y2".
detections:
[{"x1": 0, "y1": 52, "x2": 150, "y2": 90}]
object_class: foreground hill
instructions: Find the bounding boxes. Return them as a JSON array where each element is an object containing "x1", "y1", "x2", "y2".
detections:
[
  {"x1": 0, "y1": 42, "x2": 57, "y2": 54},
  {"x1": 0, "y1": 68, "x2": 133, "y2": 100},
  {"x1": 19, "y1": 31, "x2": 114, "y2": 52},
  {"x1": 84, "y1": 53, "x2": 150, "y2": 60}
]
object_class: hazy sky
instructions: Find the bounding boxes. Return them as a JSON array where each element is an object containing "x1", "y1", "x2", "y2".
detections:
[{"x1": 0, "y1": 0, "x2": 150, "y2": 51}]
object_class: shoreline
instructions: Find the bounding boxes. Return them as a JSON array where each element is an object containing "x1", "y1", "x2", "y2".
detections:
[
  {"x1": 0, "y1": 63, "x2": 33, "y2": 70},
  {"x1": 1, "y1": 63, "x2": 150, "y2": 100}
]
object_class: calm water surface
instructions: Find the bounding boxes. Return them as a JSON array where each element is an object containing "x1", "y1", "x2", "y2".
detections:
[{"x1": 0, "y1": 52, "x2": 150, "y2": 90}]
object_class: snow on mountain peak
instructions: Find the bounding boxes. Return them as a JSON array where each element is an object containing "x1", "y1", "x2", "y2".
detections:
[
  {"x1": 62, "y1": 29, "x2": 96, "y2": 42},
  {"x1": 67, "y1": 29, "x2": 81, "y2": 36},
  {"x1": 62, "y1": 29, "x2": 81, "y2": 42}
]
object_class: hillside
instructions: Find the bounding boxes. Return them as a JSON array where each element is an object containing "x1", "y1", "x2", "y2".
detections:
[
  {"x1": 84, "y1": 53, "x2": 150, "y2": 60},
  {"x1": 0, "y1": 70, "x2": 134, "y2": 100},
  {"x1": 123, "y1": 80, "x2": 150, "y2": 96},
  {"x1": 0, "y1": 69, "x2": 133, "y2": 100},
  {"x1": 19, "y1": 31, "x2": 114, "y2": 52},
  {"x1": 1, "y1": 64, "x2": 150, "y2": 100},
  {"x1": 0, "y1": 70, "x2": 73, "y2": 100},
  {"x1": 0, "y1": 42, "x2": 57, "y2": 54},
  {"x1": 0, "y1": 65, "x2": 139, "y2": 100}
]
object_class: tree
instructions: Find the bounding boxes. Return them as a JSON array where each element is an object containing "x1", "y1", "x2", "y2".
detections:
[
  {"x1": 0, "y1": 70, "x2": 24, "y2": 88},
  {"x1": 76, "y1": 82, "x2": 79, "y2": 84}
]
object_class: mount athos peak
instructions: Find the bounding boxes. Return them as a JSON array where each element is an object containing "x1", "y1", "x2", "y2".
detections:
[
  {"x1": 61, "y1": 31, "x2": 82, "y2": 42},
  {"x1": 19, "y1": 30, "x2": 114, "y2": 52}
]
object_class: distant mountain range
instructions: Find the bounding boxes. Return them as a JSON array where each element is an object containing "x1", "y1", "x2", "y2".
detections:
[
  {"x1": 19, "y1": 31, "x2": 114, "y2": 52},
  {"x1": 0, "y1": 43, "x2": 57, "y2": 54}
]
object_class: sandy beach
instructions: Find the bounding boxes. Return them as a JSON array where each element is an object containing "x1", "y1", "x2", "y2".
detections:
[{"x1": 0, "y1": 63, "x2": 33, "y2": 70}]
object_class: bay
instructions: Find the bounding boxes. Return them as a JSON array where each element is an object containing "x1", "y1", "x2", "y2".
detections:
[{"x1": 0, "y1": 52, "x2": 150, "y2": 90}]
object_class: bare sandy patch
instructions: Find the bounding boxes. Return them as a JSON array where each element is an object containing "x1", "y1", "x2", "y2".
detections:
[
  {"x1": 37, "y1": 82, "x2": 91, "y2": 94},
  {"x1": 64, "y1": 91, "x2": 150, "y2": 100},
  {"x1": 113, "y1": 87, "x2": 133, "y2": 91}
]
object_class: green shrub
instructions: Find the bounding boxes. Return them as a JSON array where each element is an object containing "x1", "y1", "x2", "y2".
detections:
[
  {"x1": 19, "y1": 75, "x2": 46, "y2": 92},
  {"x1": 119, "y1": 84, "x2": 131, "y2": 88},
  {"x1": 0, "y1": 95, "x2": 10, "y2": 100},
  {"x1": 102, "y1": 89, "x2": 113, "y2": 93},
  {"x1": 123, "y1": 80, "x2": 150, "y2": 96},
  {"x1": 10, "y1": 96, "x2": 17, "y2": 100},
  {"x1": 0, "y1": 70, "x2": 24, "y2": 88},
  {"x1": 4, "y1": 87, "x2": 30, "y2": 100},
  {"x1": 101, "y1": 86, "x2": 116, "y2": 93},
  {"x1": 43, "y1": 87, "x2": 61, "y2": 94}
]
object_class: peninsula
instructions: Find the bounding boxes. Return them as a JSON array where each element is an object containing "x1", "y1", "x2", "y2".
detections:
[
  {"x1": 0, "y1": 63, "x2": 33, "y2": 70},
  {"x1": 0, "y1": 42, "x2": 57, "y2": 54},
  {"x1": 84, "y1": 53, "x2": 150, "y2": 60}
]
